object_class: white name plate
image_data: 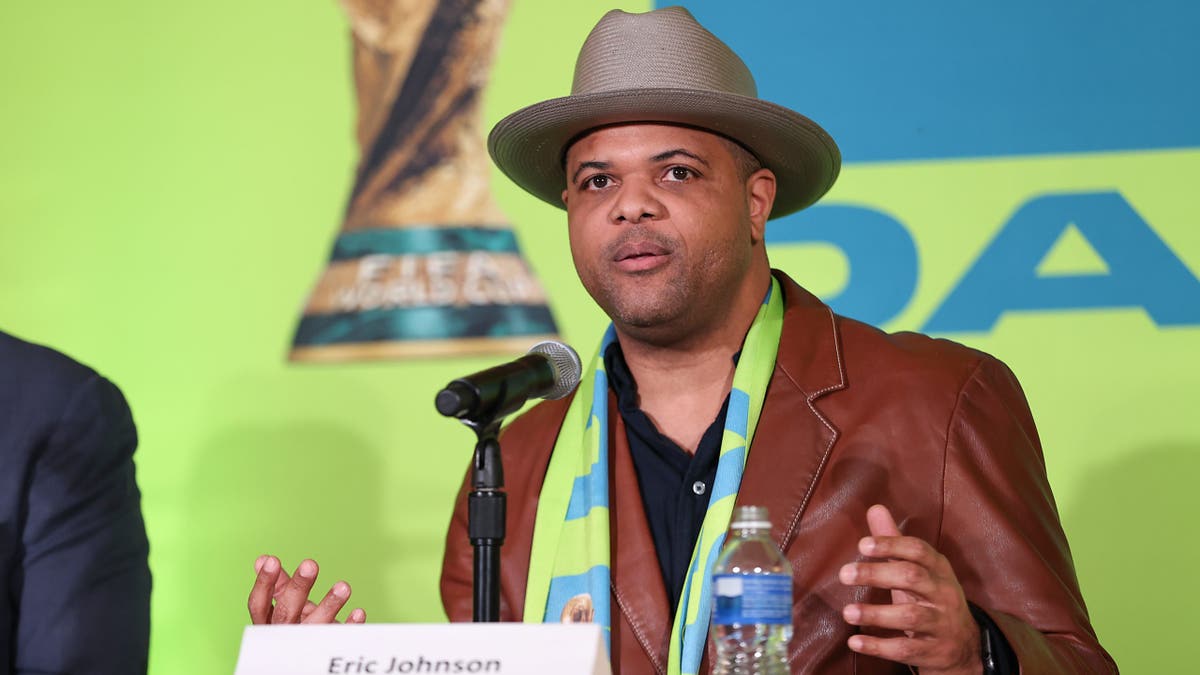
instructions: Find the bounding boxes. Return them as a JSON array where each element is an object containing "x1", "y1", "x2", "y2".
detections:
[{"x1": 234, "y1": 623, "x2": 611, "y2": 675}]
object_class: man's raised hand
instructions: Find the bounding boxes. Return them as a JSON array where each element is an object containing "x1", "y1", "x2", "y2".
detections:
[
  {"x1": 838, "y1": 505, "x2": 982, "y2": 675},
  {"x1": 247, "y1": 555, "x2": 366, "y2": 625}
]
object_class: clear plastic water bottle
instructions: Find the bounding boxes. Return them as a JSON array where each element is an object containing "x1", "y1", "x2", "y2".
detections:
[{"x1": 711, "y1": 505, "x2": 793, "y2": 675}]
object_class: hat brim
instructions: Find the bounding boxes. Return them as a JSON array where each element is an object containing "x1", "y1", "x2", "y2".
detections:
[{"x1": 488, "y1": 88, "x2": 840, "y2": 219}]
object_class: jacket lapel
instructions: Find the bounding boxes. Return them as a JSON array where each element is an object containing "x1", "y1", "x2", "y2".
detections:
[
  {"x1": 737, "y1": 272, "x2": 847, "y2": 555},
  {"x1": 609, "y1": 397, "x2": 672, "y2": 674}
]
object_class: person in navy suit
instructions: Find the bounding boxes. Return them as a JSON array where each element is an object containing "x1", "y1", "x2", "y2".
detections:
[{"x1": 0, "y1": 330, "x2": 150, "y2": 674}]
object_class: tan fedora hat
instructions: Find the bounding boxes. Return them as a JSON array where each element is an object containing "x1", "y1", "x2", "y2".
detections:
[{"x1": 488, "y1": 6, "x2": 840, "y2": 219}]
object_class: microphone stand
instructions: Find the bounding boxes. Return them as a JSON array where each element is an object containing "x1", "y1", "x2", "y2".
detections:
[
  {"x1": 465, "y1": 416, "x2": 504, "y2": 622},
  {"x1": 435, "y1": 340, "x2": 581, "y2": 622}
]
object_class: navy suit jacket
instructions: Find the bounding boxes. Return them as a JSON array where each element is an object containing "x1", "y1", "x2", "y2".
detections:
[{"x1": 0, "y1": 331, "x2": 150, "y2": 674}]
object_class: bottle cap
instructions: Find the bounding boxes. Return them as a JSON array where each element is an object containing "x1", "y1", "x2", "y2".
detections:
[{"x1": 729, "y1": 505, "x2": 771, "y2": 529}]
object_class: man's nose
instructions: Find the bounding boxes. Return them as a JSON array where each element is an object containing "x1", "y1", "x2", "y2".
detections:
[{"x1": 608, "y1": 180, "x2": 665, "y2": 224}]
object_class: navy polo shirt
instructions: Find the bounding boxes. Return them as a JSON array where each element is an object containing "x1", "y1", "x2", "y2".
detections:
[{"x1": 604, "y1": 341, "x2": 731, "y2": 614}]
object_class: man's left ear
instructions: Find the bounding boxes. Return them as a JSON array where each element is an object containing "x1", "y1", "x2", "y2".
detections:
[{"x1": 746, "y1": 169, "x2": 776, "y2": 243}]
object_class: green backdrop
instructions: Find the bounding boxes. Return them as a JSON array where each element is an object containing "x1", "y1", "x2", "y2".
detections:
[{"x1": 2, "y1": 2, "x2": 1196, "y2": 672}]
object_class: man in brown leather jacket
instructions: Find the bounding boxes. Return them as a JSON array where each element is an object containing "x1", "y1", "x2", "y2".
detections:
[
  {"x1": 442, "y1": 7, "x2": 1116, "y2": 675},
  {"x1": 251, "y1": 7, "x2": 1116, "y2": 675}
]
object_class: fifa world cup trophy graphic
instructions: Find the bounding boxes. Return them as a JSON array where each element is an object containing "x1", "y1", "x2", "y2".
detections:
[{"x1": 291, "y1": 0, "x2": 558, "y2": 361}]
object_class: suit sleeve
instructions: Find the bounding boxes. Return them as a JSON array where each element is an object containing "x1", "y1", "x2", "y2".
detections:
[
  {"x1": 16, "y1": 375, "x2": 151, "y2": 675},
  {"x1": 940, "y1": 356, "x2": 1116, "y2": 673}
]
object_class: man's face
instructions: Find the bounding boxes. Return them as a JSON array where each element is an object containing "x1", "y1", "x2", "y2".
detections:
[{"x1": 561, "y1": 123, "x2": 771, "y2": 343}]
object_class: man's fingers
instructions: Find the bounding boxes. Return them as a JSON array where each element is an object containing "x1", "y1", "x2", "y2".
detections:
[
  {"x1": 847, "y1": 626, "x2": 978, "y2": 670},
  {"x1": 860, "y1": 506, "x2": 946, "y2": 575},
  {"x1": 843, "y1": 506, "x2": 979, "y2": 671},
  {"x1": 270, "y1": 559, "x2": 319, "y2": 624},
  {"x1": 304, "y1": 581, "x2": 352, "y2": 624},
  {"x1": 842, "y1": 602, "x2": 938, "y2": 634},
  {"x1": 839, "y1": 560, "x2": 937, "y2": 598},
  {"x1": 858, "y1": 534, "x2": 941, "y2": 569},
  {"x1": 866, "y1": 504, "x2": 901, "y2": 538},
  {"x1": 248, "y1": 555, "x2": 281, "y2": 624},
  {"x1": 847, "y1": 633, "x2": 931, "y2": 665},
  {"x1": 249, "y1": 556, "x2": 363, "y2": 627}
]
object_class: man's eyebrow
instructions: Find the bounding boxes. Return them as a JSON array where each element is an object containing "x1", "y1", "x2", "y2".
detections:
[
  {"x1": 651, "y1": 149, "x2": 710, "y2": 167},
  {"x1": 570, "y1": 160, "x2": 609, "y2": 184}
]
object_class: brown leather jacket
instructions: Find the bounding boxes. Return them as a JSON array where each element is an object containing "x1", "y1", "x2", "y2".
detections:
[{"x1": 441, "y1": 272, "x2": 1116, "y2": 674}]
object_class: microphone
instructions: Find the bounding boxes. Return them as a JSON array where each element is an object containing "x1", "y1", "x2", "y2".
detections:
[{"x1": 435, "y1": 340, "x2": 583, "y2": 423}]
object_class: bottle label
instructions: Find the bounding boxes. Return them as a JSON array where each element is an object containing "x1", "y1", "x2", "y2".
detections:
[{"x1": 711, "y1": 573, "x2": 792, "y2": 625}]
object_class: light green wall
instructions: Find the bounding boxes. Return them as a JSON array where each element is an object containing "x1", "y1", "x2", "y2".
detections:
[{"x1": 2, "y1": 2, "x2": 1194, "y2": 673}]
